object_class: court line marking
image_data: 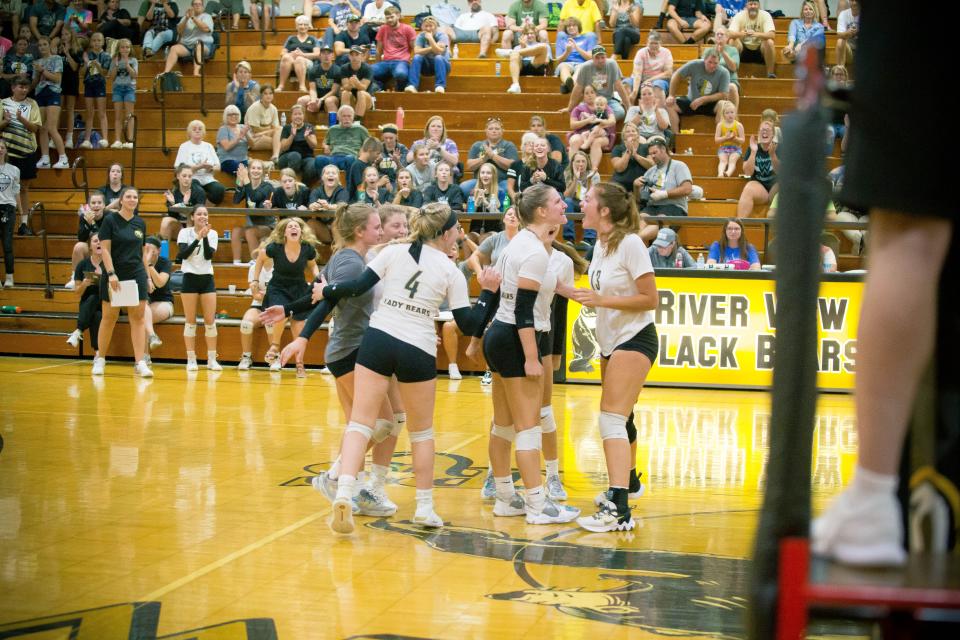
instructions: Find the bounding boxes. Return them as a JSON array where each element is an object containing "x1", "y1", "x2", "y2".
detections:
[
  {"x1": 138, "y1": 432, "x2": 482, "y2": 602},
  {"x1": 15, "y1": 361, "x2": 79, "y2": 373}
]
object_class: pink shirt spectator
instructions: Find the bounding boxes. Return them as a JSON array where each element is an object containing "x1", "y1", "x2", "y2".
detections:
[
  {"x1": 376, "y1": 22, "x2": 416, "y2": 61},
  {"x1": 632, "y1": 45, "x2": 673, "y2": 84},
  {"x1": 568, "y1": 101, "x2": 616, "y2": 145}
]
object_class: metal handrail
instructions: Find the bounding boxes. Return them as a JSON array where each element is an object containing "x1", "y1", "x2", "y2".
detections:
[
  {"x1": 123, "y1": 113, "x2": 138, "y2": 184},
  {"x1": 198, "y1": 40, "x2": 207, "y2": 116},
  {"x1": 70, "y1": 156, "x2": 89, "y2": 202},
  {"x1": 152, "y1": 73, "x2": 171, "y2": 155},
  {"x1": 27, "y1": 202, "x2": 53, "y2": 299}
]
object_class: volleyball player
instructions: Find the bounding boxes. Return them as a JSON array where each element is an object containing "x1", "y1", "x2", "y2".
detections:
[
  {"x1": 176, "y1": 206, "x2": 221, "y2": 371},
  {"x1": 565, "y1": 182, "x2": 658, "y2": 533}
]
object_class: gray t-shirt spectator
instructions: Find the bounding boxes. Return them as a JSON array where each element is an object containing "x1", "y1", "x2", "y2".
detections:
[
  {"x1": 179, "y1": 13, "x2": 214, "y2": 47},
  {"x1": 648, "y1": 244, "x2": 695, "y2": 268},
  {"x1": 322, "y1": 248, "x2": 373, "y2": 363},
  {"x1": 575, "y1": 59, "x2": 624, "y2": 101},
  {"x1": 467, "y1": 139, "x2": 519, "y2": 182},
  {"x1": 706, "y1": 45, "x2": 739, "y2": 85},
  {"x1": 36, "y1": 55, "x2": 63, "y2": 94},
  {"x1": 676, "y1": 59, "x2": 730, "y2": 100},
  {"x1": 479, "y1": 230, "x2": 511, "y2": 266},
  {"x1": 216, "y1": 125, "x2": 249, "y2": 164},
  {"x1": 404, "y1": 160, "x2": 436, "y2": 192},
  {"x1": 112, "y1": 57, "x2": 138, "y2": 87},
  {"x1": 641, "y1": 158, "x2": 693, "y2": 211}
]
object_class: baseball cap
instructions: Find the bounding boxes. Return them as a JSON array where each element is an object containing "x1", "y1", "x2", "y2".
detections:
[
  {"x1": 347, "y1": 14, "x2": 361, "y2": 22},
  {"x1": 652, "y1": 228, "x2": 677, "y2": 248},
  {"x1": 349, "y1": 45, "x2": 365, "y2": 54},
  {"x1": 319, "y1": 44, "x2": 333, "y2": 52},
  {"x1": 591, "y1": 45, "x2": 607, "y2": 57}
]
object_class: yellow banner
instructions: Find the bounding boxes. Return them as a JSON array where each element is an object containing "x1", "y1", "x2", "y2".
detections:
[{"x1": 564, "y1": 275, "x2": 861, "y2": 391}]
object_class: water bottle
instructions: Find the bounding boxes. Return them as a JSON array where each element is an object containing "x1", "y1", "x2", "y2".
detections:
[
  {"x1": 328, "y1": 111, "x2": 337, "y2": 127},
  {"x1": 280, "y1": 112, "x2": 287, "y2": 128},
  {"x1": 395, "y1": 106, "x2": 404, "y2": 129},
  {"x1": 467, "y1": 196, "x2": 475, "y2": 213},
  {"x1": 501, "y1": 193, "x2": 511, "y2": 212},
  {"x1": 675, "y1": 251, "x2": 683, "y2": 268},
  {"x1": 160, "y1": 239, "x2": 169, "y2": 259},
  {"x1": 0, "y1": 305, "x2": 22, "y2": 313},
  {"x1": 452, "y1": 44, "x2": 459, "y2": 59},
  {"x1": 495, "y1": 61, "x2": 501, "y2": 76},
  {"x1": 369, "y1": 46, "x2": 376, "y2": 61},
  {"x1": 696, "y1": 253, "x2": 705, "y2": 269}
]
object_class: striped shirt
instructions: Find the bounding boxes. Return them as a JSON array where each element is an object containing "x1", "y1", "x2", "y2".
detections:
[{"x1": 1, "y1": 97, "x2": 40, "y2": 158}]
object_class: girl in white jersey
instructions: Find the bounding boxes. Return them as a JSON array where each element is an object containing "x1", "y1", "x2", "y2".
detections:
[
  {"x1": 567, "y1": 182, "x2": 659, "y2": 533},
  {"x1": 175, "y1": 206, "x2": 220, "y2": 371}
]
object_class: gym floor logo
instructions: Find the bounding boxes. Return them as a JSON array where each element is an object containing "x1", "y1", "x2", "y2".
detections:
[{"x1": 279, "y1": 451, "x2": 491, "y2": 488}]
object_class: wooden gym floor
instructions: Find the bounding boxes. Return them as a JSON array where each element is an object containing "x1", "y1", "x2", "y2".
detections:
[{"x1": 0, "y1": 356, "x2": 859, "y2": 639}]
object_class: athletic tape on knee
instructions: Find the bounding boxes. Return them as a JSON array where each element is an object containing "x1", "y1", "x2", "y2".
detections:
[
  {"x1": 182, "y1": 323, "x2": 197, "y2": 337},
  {"x1": 408, "y1": 427, "x2": 434, "y2": 443},
  {"x1": 626, "y1": 411, "x2": 637, "y2": 444},
  {"x1": 539, "y1": 406, "x2": 557, "y2": 434},
  {"x1": 239, "y1": 320, "x2": 254, "y2": 335},
  {"x1": 515, "y1": 426, "x2": 543, "y2": 452},
  {"x1": 204, "y1": 323, "x2": 217, "y2": 337},
  {"x1": 599, "y1": 411, "x2": 629, "y2": 441},
  {"x1": 372, "y1": 418, "x2": 395, "y2": 443},
  {"x1": 345, "y1": 421, "x2": 374, "y2": 440},
  {"x1": 490, "y1": 423, "x2": 515, "y2": 443}
]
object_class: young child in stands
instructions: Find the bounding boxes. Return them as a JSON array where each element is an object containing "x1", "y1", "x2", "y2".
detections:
[
  {"x1": 108, "y1": 38, "x2": 137, "y2": 149},
  {"x1": 80, "y1": 32, "x2": 111, "y2": 148},
  {"x1": 714, "y1": 99, "x2": 744, "y2": 177}
]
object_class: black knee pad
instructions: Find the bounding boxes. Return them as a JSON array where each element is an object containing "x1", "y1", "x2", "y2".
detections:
[{"x1": 626, "y1": 411, "x2": 637, "y2": 444}]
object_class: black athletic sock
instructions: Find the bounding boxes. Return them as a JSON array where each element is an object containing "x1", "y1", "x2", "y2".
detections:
[
  {"x1": 655, "y1": 12, "x2": 666, "y2": 29},
  {"x1": 629, "y1": 468, "x2": 643, "y2": 494},
  {"x1": 626, "y1": 411, "x2": 637, "y2": 443},
  {"x1": 609, "y1": 487, "x2": 631, "y2": 520},
  {"x1": 685, "y1": 37, "x2": 696, "y2": 45}
]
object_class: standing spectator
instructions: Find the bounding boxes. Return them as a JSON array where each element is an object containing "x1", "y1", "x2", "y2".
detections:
[
  {"x1": 176, "y1": 206, "x2": 221, "y2": 371},
  {"x1": 0, "y1": 75, "x2": 39, "y2": 232},
  {"x1": 736, "y1": 119, "x2": 778, "y2": 217},
  {"x1": 371, "y1": 5, "x2": 414, "y2": 92},
  {"x1": 142, "y1": 235, "x2": 173, "y2": 353},
  {"x1": 422, "y1": 161, "x2": 465, "y2": 210},
  {"x1": 314, "y1": 104, "x2": 369, "y2": 172},
  {"x1": 407, "y1": 16, "x2": 451, "y2": 93},
  {"x1": 216, "y1": 104, "x2": 250, "y2": 176},
  {"x1": 375, "y1": 123, "x2": 406, "y2": 187},
  {"x1": 0, "y1": 139, "x2": 18, "y2": 287},
  {"x1": 836, "y1": 0, "x2": 858, "y2": 67},
  {"x1": 666, "y1": 0, "x2": 710, "y2": 44},
  {"x1": 610, "y1": 121, "x2": 652, "y2": 200},
  {"x1": 706, "y1": 217, "x2": 760, "y2": 269},
  {"x1": 567, "y1": 84, "x2": 615, "y2": 170},
  {"x1": 322, "y1": 0, "x2": 360, "y2": 48},
  {"x1": 404, "y1": 114, "x2": 459, "y2": 175},
  {"x1": 174, "y1": 119, "x2": 225, "y2": 204},
  {"x1": 627, "y1": 30, "x2": 672, "y2": 100},
  {"x1": 706, "y1": 26, "x2": 740, "y2": 106},
  {"x1": 624, "y1": 83, "x2": 672, "y2": 152},
  {"x1": 714, "y1": 99, "x2": 743, "y2": 177},
  {"x1": 162, "y1": 163, "x2": 206, "y2": 240},
  {"x1": 559, "y1": 0, "x2": 602, "y2": 37},
  {"x1": 297, "y1": 44, "x2": 339, "y2": 115},
  {"x1": 638, "y1": 137, "x2": 692, "y2": 217},
  {"x1": 32, "y1": 36, "x2": 69, "y2": 169},
  {"x1": 29, "y1": 0, "x2": 64, "y2": 45},
  {"x1": 502, "y1": 0, "x2": 549, "y2": 49},
  {"x1": 566, "y1": 45, "x2": 631, "y2": 121},
  {"x1": 609, "y1": 0, "x2": 642, "y2": 60},
  {"x1": 461, "y1": 116, "x2": 518, "y2": 200},
  {"x1": 278, "y1": 104, "x2": 317, "y2": 183},
  {"x1": 337, "y1": 46, "x2": 374, "y2": 119},
  {"x1": 783, "y1": 0, "x2": 825, "y2": 63},
  {"x1": 245, "y1": 84, "x2": 282, "y2": 166},
  {"x1": 648, "y1": 227, "x2": 694, "y2": 268},
  {"x1": 80, "y1": 32, "x2": 110, "y2": 148},
  {"x1": 444, "y1": 0, "x2": 499, "y2": 59},
  {"x1": 562, "y1": 149, "x2": 599, "y2": 243},
  {"x1": 529, "y1": 114, "x2": 568, "y2": 168},
  {"x1": 162, "y1": 0, "x2": 213, "y2": 78},
  {"x1": 65, "y1": 232, "x2": 103, "y2": 349},
  {"x1": 727, "y1": 0, "x2": 776, "y2": 78},
  {"x1": 333, "y1": 15, "x2": 370, "y2": 65},
  {"x1": 225, "y1": 60, "x2": 259, "y2": 120},
  {"x1": 501, "y1": 24, "x2": 551, "y2": 95},
  {"x1": 56, "y1": 27, "x2": 81, "y2": 149},
  {"x1": 392, "y1": 168, "x2": 423, "y2": 208},
  {"x1": 507, "y1": 135, "x2": 565, "y2": 202},
  {"x1": 139, "y1": 0, "x2": 179, "y2": 58},
  {"x1": 553, "y1": 17, "x2": 596, "y2": 95},
  {"x1": 404, "y1": 142, "x2": 435, "y2": 192},
  {"x1": 64, "y1": 0, "x2": 93, "y2": 37},
  {"x1": 231, "y1": 159, "x2": 274, "y2": 263},
  {"x1": 279, "y1": 15, "x2": 320, "y2": 94},
  {"x1": 665, "y1": 50, "x2": 729, "y2": 132},
  {"x1": 97, "y1": 0, "x2": 138, "y2": 42},
  {"x1": 107, "y1": 38, "x2": 136, "y2": 150}
]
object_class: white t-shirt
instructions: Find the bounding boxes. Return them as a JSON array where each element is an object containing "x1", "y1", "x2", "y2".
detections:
[
  {"x1": 174, "y1": 140, "x2": 220, "y2": 185},
  {"x1": 837, "y1": 9, "x2": 859, "y2": 34},
  {"x1": 362, "y1": 2, "x2": 388, "y2": 21},
  {"x1": 367, "y1": 243, "x2": 470, "y2": 356},
  {"x1": 588, "y1": 233, "x2": 654, "y2": 356},
  {"x1": 454, "y1": 10, "x2": 498, "y2": 31},
  {"x1": 494, "y1": 228, "x2": 549, "y2": 325},
  {"x1": 534, "y1": 248, "x2": 574, "y2": 332},
  {"x1": 176, "y1": 227, "x2": 218, "y2": 275},
  {"x1": 0, "y1": 162, "x2": 20, "y2": 207}
]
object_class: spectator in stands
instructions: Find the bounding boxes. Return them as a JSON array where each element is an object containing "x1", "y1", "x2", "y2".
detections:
[
  {"x1": 609, "y1": 0, "x2": 641, "y2": 60},
  {"x1": 783, "y1": 0, "x2": 825, "y2": 63},
  {"x1": 372, "y1": 6, "x2": 415, "y2": 91},
  {"x1": 2, "y1": 37, "x2": 33, "y2": 99},
  {"x1": 176, "y1": 205, "x2": 221, "y2": 371},
  {"x1": 444, "y1": 0, "x2": 498, "y2": 59},
  {"x1": 714, "y1": 99, "x2": 743, "y2": 177},
  {"x1": 175, "y1": 119, "x2": 225, "y2": 204},
  {"x1": 162, "y1": 163, "x2": 207, "y2": 239},
  {"x1": 567, "y1": 83, "x2": 615, "y2": 170},
  {"x1": 345, "y1": 136, "x2": 384, "y2": 195},
  {"x1": 836, "y1": 0, "x2": 858, "y2": 67},
  {"x1": 64, "y1": 0, "x2": 93, "y2": 37},
  {"x1": 562, "y1": 149, "x2": 599, "y2": 243},
  {"x1": 422, "y1": 160, "x2": 465, "y2": 210},
  {"x1": 278, "y1": 104, "x2": 317, "y2": 183},
  {"x1": 0, "y1": 76, "x2": 39, "y2": 234},
  {"x1": 66, "y1": 192, "x2": 105, "y2": 289},
  {"x1": 337, "y1": 46, "x2": 374, "y2": 119},
  {"x1": 142, "y1": 235, "x2": 173, "y2": 353},
  {"x1": 18, "y1": 25, "x2": 39, "y2": 58},
  {"x1": 220, "y1": 0, "x2": 243, "y2": 31},
  {"x1": 139, "y1": 0, "x2": 179, "y2": 58},
  {"x1": 297, "y1": 44, "x2": 340, "y2": 115},
  {"x1": 638, "y1": 137, "x2": 692, "y2": 217},
  {"x1": 98, "y1": 162, "x2": 126, "y2": 210},
  {"x1": 352, "y1": 164, "x2": 390, "y2": 204},
  {"x1": 360, "y1": 0, "x2": 388, "y2": 40},
  {"x1": 566, "y1": 45, "x2": 630, "y2": 121},
  {"x1": 0, "y1": 139, "x2": 17, "y2": 287},
  {"x1": 648, "y1": 227, "x2": 694, "y2": 267},
  {"x1": 57, "y1": 27, "x2": 81, "y2": 149},
  {"x1": 553, "y1": 16, "x2": 596, "y2": 94},
  {"x1": 707, "y1": 27, "x2": 740, "y2": 107},
  {"x1": 407, "y1": 16, "x2": 450, "y2": 93},
  {"x1": 727, "y1": 0, "x2": 775, "y2": 78},
  {"x1": 29, "y1": 0, "x2": 64, "y2": 46},
  {"x1": 461, "y1": 115, "x2": 517, "y2": 200},
  {"x1": 392, "y1": 168, "x2": 423, "y2": 208},
  {"x1": 162, "y1": 0, "x2": 214, "y2": 78},
  {"x1": 470, "y1": 161, "x2": 501, "y2": 214},
  {"x1": 65, "y1": 231, "x2": 103, "y2": 349},
  {"x1": 245, "y1": 84, "x2": 282, "y2": 166},
  {"x1": 528, "y1": 114, "x2": 567, "y2": 168},
  {"x1": 507, "y1": 135, "x2": 565, "y2": 202},
  {"x1": 107, "y1": 38, "x2": 137, "y2": 150},
  {"x1": 403, "y1": 142, "x2": 435, "y2": 191},
  {"x1": 231, "y1": 159, "x2": 274, "y2": 263},
  {"x1": 374, "y1": 123, "x2": 405, "y2": 186},
  {"x1": 706, "y1": 217, "x2": 760, "y2": 269},
  {"x1": 466, "y1": 204, "x2": 519, "y2": 276},
  {"x1": 627, "y1": 30, "x2": 672, "y2": 101},
  {"x1": 97, "y1": 0, "x2": 138, "y2": 42},
  {"x1": 269, "y1": 167, "x2": 310, "y2": 209},
  {"x1": 625, "y1": 83, "x2": 672, "y2": 152},
  {"x1": 322, "y1": 0, "x2": 358, "y2": 47},
  {"x1": 737, "y1": 119, "x2": 778, "y2": 217},
  {"x1": 559, "y1": 0, "x2": 602, "y2": 37},
  {"x1": 610, "y1": 120, "x2": 652, "y2": 199},
  {"x1": 665, "y1": 50, "x2": 729, "y2": 132},
  {"x1": 225, "y1": 60, "x2": 259, "y2": 120},
  {"x1": 712, "y1": 0, "x2": 744, "y2": 30},
  {"x1": 405, "y1": 114, "x2": 458, "y2": 174},
  {"x1": 502, "y1": 0, "x2": 549, "y2": 49},
  {"x1": 279, "y1": 15, "x2": 321, "y2": 94},
  {"x1": 759, "y1": 107, "x2": 783, "y2": 144},
  {"x1": 0, "y1": 1, "x2": 23, "y2": 39},
  {"x1": 80, "y1": 32, "x2": 110, "y2": 148},
  {"x1": 314, "y1": 103, "x2": 369, "y2": 172},
  {"x1": 250, "y1": 0, "x2": 279, "y2": 32},
  {"x1": 307, "y1": 162, "x2": 348, "y2": 241},
  {"x1": 665, "y1": 0, "x2": 710, "y2": 44},
  {"x1": 236, "y1": 240, "x2": 273, "y2": 370},
  {"x1": 306, "y1": 0, "x2": 334, "y2": 19},
  {"x1": 32, "y1": 36, "x2": 69, "y2": 170},
  {"x1": 830, "y1": 164, "x2": 867, "y2": 255},
  {"x1": 333, "y1": 15, "x2": 370, "y2": 65},
  {"x1": 216, "y1": 104, "x2": 250, "y2": 176},
  {"x1": 501, "y1": 23, "x2": 551, "y2": 95}
]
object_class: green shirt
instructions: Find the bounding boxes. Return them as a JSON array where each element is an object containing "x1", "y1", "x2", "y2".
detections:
[
  {"x1": 508, "y1": 0, "x2": 548, "y2": 26},
  {"x1": 324, "y1": 123, "x2": 370, "y2": 157},
  {"x1": 704, "y1": 44, "x2": 740, "y2": 85}
]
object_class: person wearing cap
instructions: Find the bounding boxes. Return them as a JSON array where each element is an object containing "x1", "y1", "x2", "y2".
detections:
[
  {"x1": 371, "y1": 6, "x2": 415, "y2": 91},
  {"x1": 337, "y1": 45, "x2": 375, "y2": 118},
  {"x1": 225, "y1": 60, "x2": 260, "y2": 120},
  {"x1": 142, "y1": 235, "x2": 173, "y2": 353},
  {"x1": 559, "y1": 0, "x2": 603, "y2": 38},
  {"x1": 376, "y1": 123, "x2": 407, "y2": 187},
  {"x1": 665, "y1": 49, "x2": 729, "y2": 133},
  {"x1": 566, "y1": 44, "x2": 631, "y2": 121},
  {"x1": 500, "y1": 23, "x2": 551, "y2": 95},
  {"x1": 314, "y1": 104, "x2": 370, "y2": 173},
  {"x1": 648, "y1": 227, "x2": 694, "y2": 268},
  {"x1": 637, "y1": 137, "x2": 692, "y2": 218},
  {"x1": 444, "y1": 0, "x2": 499, "y2": 59},
  {"x1": 297, "y1": 44, "x2": 340, "y2": 115},
  {"x1": 322, "y1": 0, "x2": 362, "y2": 49},
  {"x1": 726, "y1": 0, "x2": 776, "y2": 79},
  {"x1": 334, "y1": 14, "x2": 371, "y2": 66},
  {"x1": 407, "y1": 15, "x2": 451, "y2": 94},
  {"x1": 665, "y1": 0, "x2": 712, "y2": 45}
]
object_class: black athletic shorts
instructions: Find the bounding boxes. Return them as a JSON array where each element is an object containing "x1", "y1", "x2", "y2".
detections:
[
  {"x1": 676, "y1": 96, "x2": 718, "y2": 117},
  {"x1": 740, "y1": 46, "x2": 765, "y2": 65},
  {"x1": 483, "y1": 320, "x2": 540, "y2": 378},
  {"x1": 180, "y1": 273, "x2": 216, "y2": 294},
  {"x1": 356, "y1": 327, "x2": 436, "y2": 383},
  {"x1": 601, "y1": 322, "x2": 659, "y2": 365},
  {"x1": 520, "y1": 61, "x2": 547, "y2": 76},
  {"x1": 549, "y1": 296, "x2": 568, "y2": 356},
  {"x1": 326, "y1": 347, "x2": 359, "y2": 378},
  {"x1": 536, "y1": 330, "x2": 551, "y2": 360}
]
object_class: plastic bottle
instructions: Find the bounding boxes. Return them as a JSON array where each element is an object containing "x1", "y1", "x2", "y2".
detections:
[
  {"x1": 1, "y1": 305, "x2": 22, "y2": 314},
  {"x1": 495, "y1": 61, "x2": 501, "y2": 76},
  {"x1": 675, "y1": 251, "x2": 683, "y2": 268},
  {"x1": 452, "y1": 44, "x2": 459, "y2": 59},
  {"x1": 467, "y1": 196, "x2": 475, "y2": 213},
  {"x1": 216, "y1": 310, "x2": 229, "y2": 319},
  {"x1": 395, "y1": 107, "x2": 404, "y2": 129},
  {"x1": 280, "y1": 112, "x2": 287, "y2": 128},
  {"x1": 160, "y1": 239, "x2": 169, "y2": 260},
  {"x1": 696, "y1": 253, "x2": 705, "y2": 269},
  {"x1": 328, "y1": 111, "x2": 337, "y2": 127},
  {"x1": 501, "y1": 193, "x2": 511, "y2": 212}
]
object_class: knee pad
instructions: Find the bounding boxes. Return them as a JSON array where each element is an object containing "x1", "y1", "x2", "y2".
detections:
[
  {"x1": 183, "y1": 323, "x2": 197, "y2": 337},
  {"x1": 389, "y1": 420, "x2": 403, "y2": 437},
  {"x1": 626, "y1": 411, "x2": 637, "y2": 444},
  {"x1": 515, "y1": 426, "x2": 543, "y2": 452},
  {"x1": 345, "y1": 421, "x2": 374, "y2": 440},
  {"x1": 490, "y1": 423, "x2": 515, "y2": 443},
  {"x1": 372, "y1": 418, "x2": 395, "y2": 443},
  {"x1": 204, "y1": 323, "x2": 217, "y2": 337},
  {"x1": 539, "y1": 406, "x2": 556, "y2": 434},
  {"x1": 599, "y1": 411, "x2": 629, "y2": 441},
  {"x1": 408, "y1": 426, "x2": 434, "y2": 443},
  {"x1": 240, "y1": 320, "x2": 254, "y2": 335}
]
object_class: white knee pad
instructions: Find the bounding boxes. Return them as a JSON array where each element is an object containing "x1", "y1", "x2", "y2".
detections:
[
  {"x1": 204, "y1": 323, "x2": 217, "y2": 337},
  {"x1": 345, "y1": 421, "x2": 374, "y2": 440},
  {"x1": 540, "y1": 406, "x2": 557, "y2": 434},
  {"x1": 515, "y1": 426, "x2": 543, "y2": 452},
  {"x1": 183, "y1": 323, "x2": 197, "y2": 337},
  {"x1": 599, "y1": 411, "x2": 629, "y2": 441},
  {"x1": 408, "y1": 426, "x2": 434, "y2": 443},
  {"x1": 389, "y1": 420, "x2": 403, "y2": 437},
  {"x1": 490, "y1": 423, "x2": 515, "y2": 443},
  {"x1": 239, "y1": 320, "x2": 254, "y2": 335},
  {"x1": 372, "y1": 418, "x2": 395, "y2": 443}
]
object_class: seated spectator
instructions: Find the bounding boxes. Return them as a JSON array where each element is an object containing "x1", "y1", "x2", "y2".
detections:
[
  {"x1": 162, "y1": 0, "x2": 214, "y2": 78},
  {"x1": 236, "y1": 241, "x2": 274, "y2": 370},
  {"x1": 269, "y1": 168, "x2": 310, "y2": 210},
  {"x1": 375, "y1": 123, "x2": 406, "y2": 187},
  {"x1": 337, "y1": 45, "x2": 374, "y2": 118},
  {"x1": 65, "y1": 0, "x2": 94, "y2": 38},
  {"x1": 567, "y1": 84, "x2": 615, "y2": 170},
  {"x1": 648, "y1": 227, "x2": 694, "y2": 267},
  {"x1": 714, "y1": 99, "x2": 743, "y2": 177},
  {"x1": 360, "y1": 0, "x2": 388, "y2": 41},
  {"x1": 392, "y1": 168, "x2": 423, "y2": 208},
  {"x1": 162, "y1": 163, "x2": 207, "y2": 239},
  {"x1": 245, "y1": 84, "x2": 282, "y2": 166},
  {"x1": 625, "y1": 83, "x2": 672, "y2": 152},
  {"x1": 323, "y1": 0, "x2": 361, "y2": 48},
  {"x1": 665, "y1": 50, "x2": 729, "y2": 132},
  {"x1": 507, "y1": 135, "x2": 565, "y2": 203},
  {"x1": 231, "y1": 159, "x2": 274, "y2": 263},
  {"x1": 216, "y1": 104, "x2": 251, "y2": 176},
  {"x1": 345, "y1": 136, "x2": 385, "y2": 195},
  {"x1": 443, "y1": 0, "x2": 498, "y2": 59},
  {"x1": 502, "y1": 0, "x2": 549, "y2": 49},
  {"x1": 174, "y1": 119, "x2": 225, "y2": 204},
  {"x1": 407, "y1": 16, "x2": 451, "y2": 93},
  {"x1": 97, "y1": 0, "x2": 138, "y2": 42},
  {"x1": 468, "y1": 162, "x2": 502, "y2": 231},
  {"x1": 142, "y1": 235, "x2": 173, "y2": 353},
  {"x1": 726, "y1": 0, "x2": 775, "y2": 78},
  {"x1": 372, "y1": 5, "x2": 414, "y2": 91},
  {"x1": 561, "y1": 149, "x2": 599, "y2": 243},
  {"x1": 712, "y1": 0, "x2": 745, "y2": 30},
  {"x1": 251, "y1": 0, "x2": 279, "y2": 32},
  {"x1": 759, "y1": 107, "x2": 783, "y2": 145},
  {"x1": 566, "y1": 45, "x2": 631, "y2": 121},
  {"x1": 225, "y1": 61, "x2": 260, "y2": 120},
  {"x1": 139, "y1": 0, "x2": 180, "y2": 59},
  {"x1": 559, "y1": 0, "x2": 602, "y2": 38},
  {"x1": 610, "y1": 121, "x2": 652, "y2": 200},
  {"x1": 783, "y1": 1, "x2": 826, "y2": 63},
  {"x1": 313, "y1": 104, "x2": 370, "y2": 172},
  {"x1": 706, "y1": 217, "x2": 760, "y2": 270},
  {"x1": 461, "y1": 116, "x2": 517, "y2": 200},
  {"x1": 307, "y1": 162, "x2": 348, "y2": 242},
  {"x1": 279, "y1": 15, "x2": 321, "y2": 94},
  {"x1": 66, "y1": 191, "x2": 106, "y2": 289},
  {"x1": 404, "y1": 142, "x2": 436, "y2": 191},
  {"x1": 627, "y1": 30, "x2": 672, "y2": 100},
  {"x1": 553, "y1": 17, "x2": 596, "y2": 94},
  {"x1": 637, "y1": 137, "x2": 692, "y2": 217},
  {"x1": 65, "y1": 232, "x2": 103, "y2": 350},
  {"x1": 707, "y1": 27, "x2": 740, "y2": 106},
  {"x1": 297, "y1": 44, "x2": 340, "y2": 115},
  {"x1": 404, "y1": 115, "x2": 458, "y2": 175},
  {"x1": 836, "y1": 0, "x2": 858, "y2": 67},
  {"x1": 422, "y1": 161, "x2": 465, "y2": 210},
  {"x1": 352, "y1": 164, "x2": 390, "y2": 204},
  {"x1": 333, "y1": 15, "x2": 370, "y2": 66},
  {"x1": 98, "y1": 163, "x2": 127, "y2": 210},
  {"x1": 737, "y1": 119, "x2": 778, "y2": 217},
  {"x1": 665, "y1": 0, "x2": 711, "y2": 44},
  {"x1": 609, "y1": 0, "x2": 642, "y2": 60},
  {"x1": 29, "y1": 0, "x2": 64, "y2": 47},
  {"x1": 829, "y1": 163, "x2": 867, "y2": 255},
  {"x1": 528, "y1": 114, "x2": 568, "y2": 168},
  {"x1": 500, "y1": 23, "x2": 550, "y2": 95},
  {"x1": 278, "y1": 104, "x2": 318, "y2": 183}
]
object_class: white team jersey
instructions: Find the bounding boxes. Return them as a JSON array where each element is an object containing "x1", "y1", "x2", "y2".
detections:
[
  {"x1": 534, "y1": 249, "x2": 574, "y2": 332},
  {"x1": 367, "y1": 246, "x2": 384, "y2": 308},
  {"x1": 588, "y1": 233, "x2": 655, "y2": 356},
  {"x1": 493, "y1": 229, "x2": 549, "y2": 326},
  {"x1": 367, "y1": 243, "x2": 470, "y2": 356},
  {"x1": 176, "y1": 227, "x2": 218, "y2": 275}
]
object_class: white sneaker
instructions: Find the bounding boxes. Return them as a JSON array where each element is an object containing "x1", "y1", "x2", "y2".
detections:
[
  {"x1": 97, "y1": 138, "x2": 109, "y2": 149},
  {"x1": 448, "y1": 363, "x2": 462, "y2": 380},
  {"x1": 506, "y1": 83, "x2": 522, "y2": 94},
  {"x1": 110, "y1": 140, "x2": 123, "y2": 149},
  {"x1": 412, "y1": 507, "x2": 444, "y2": 528},
  {"x1": 330, "y1": 497, "x2": 355, "y2": 534},
  {"x1": 269, "y1": 358, "x2": 282, "y2": 371},
  {"x1": 53, "y1": 157, "x2": 70, "y2": 169},
  {"x1": 526, "y1": 497, "x2": 580, "y2": 525},
  {"x1": 122, "y1": 142, "x2": 134, "y2": 150},
  {"x1": 79, "y1": 140, "x2": 93, "y2": 149},
  {"x1": 3, "y1": 275, "x2": 13, "y2": 288},
  {"x1": 404, "y1": 85, "x2": 417, "y2": 93},
  {"x1": 365, "y1": 482, "x2": 398, "y2": 513},
  {"x1": 91, "y1": 357, "x2": 106, "y2": 375},
  {"x1": 65, "y1": 135, "x2": 74, "y2": 149},
  {"x1": 66, "y1": 329, "x2": 82, "y2": 348},
  {"x1": 493, "y1": 492, "x2": 526, "y2": 517},
  {"x1": 577, "y1": 500, "x2": 636, "y2": 533},
  {"x1": 480, "y1": 370, "x2": 493, "y2": 385},
  {"x1": 135, "y1": 360, "x2": 154, "y2": 377},
  {"x1": 689, "y1": 185, "x2": 704, "y2": 200},
  {"x1": 546, "y1": 474, "x2": 568, "y2": 501},
  {"x1": 64, "y1": 278, "x2": 75, "y2": 290},
  {"x1": 311, "y1": 471, "x2": 340, "y2": 503},
  {"x1": 355, "y1": 488, "x2": 397, "y2": 517},
  {"x1": 232, "y1": 260, "x2": 245, "y2": 266},
  {"x1": 148, "y1": 334, "x2": 162, "y2": 351},
  {"x1": 36, "y1": 156, "x2": 51, "y2": 168},
  {"x1": 237, "y1": 355, "x2": 253, "y2": 370},
  {"x1": 480, "y1": 470, "x2": 496, "y2": 499},
  {"x1": 811, "y1": 487, "x2": 907, "y2": 567},
  {"x1": 494, "y1": 48, "x2": 512, "y2": 58},
  {"x1": 186, "y1": 357, "x2": 199, "y2": 372},
  {"x1": 435, "y1": 86, "x2": 445, "y2": 93},
  {"x1": 207, "y1": 358, "x2": 222, "y2": 371}
]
